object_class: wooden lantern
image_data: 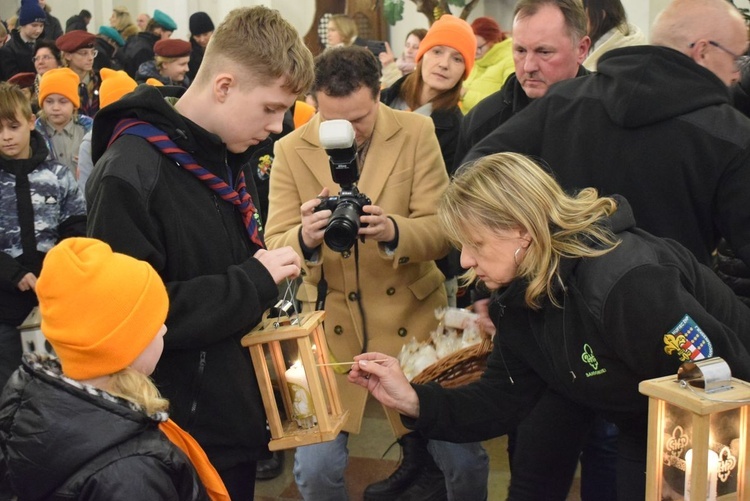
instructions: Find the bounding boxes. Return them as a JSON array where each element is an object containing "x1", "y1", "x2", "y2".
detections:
[
  {"x1": 639, "y1": 358, "x2": 750, "y2": 500},
  {"x1": 241, "y1": 309, "x2": 348, "y2": 451}
]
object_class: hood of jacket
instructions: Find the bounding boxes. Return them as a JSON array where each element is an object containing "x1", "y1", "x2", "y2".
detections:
[
  {"x1": 595, "y1": 45, "x2": 730, "y2": 128},
  {"x1": 91, "y1": 84, "x2": 220, "y2": 165},
  {"x1": 0, "y1": 355, "x2": 165, "y2": 500},
  {"x1": 0, "y1": 131, "x2": 50, "y2": 176}
]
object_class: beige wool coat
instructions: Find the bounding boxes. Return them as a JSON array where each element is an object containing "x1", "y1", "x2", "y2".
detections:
[{"x1": 265, "y1": 105, "x2": 450, "y2": 434}]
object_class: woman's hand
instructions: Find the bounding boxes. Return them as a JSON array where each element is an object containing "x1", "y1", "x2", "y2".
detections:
[
  {"x1": 378, "y1": 41, "x2": 395, "y2": 66},
  {"x1": 348, "y1": 352, "x2": 420, "y2": 418},
  {"x1": 473, "y1": 298, "x2": 497, "y2": 337}
]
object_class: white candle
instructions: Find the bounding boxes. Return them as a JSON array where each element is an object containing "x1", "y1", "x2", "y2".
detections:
[
  {"x1": 684, "y1": 449, "x2": 719, "y2": 501},
  {"x1": 285, "y1": 361, "x2": 317, "y2": 429}
]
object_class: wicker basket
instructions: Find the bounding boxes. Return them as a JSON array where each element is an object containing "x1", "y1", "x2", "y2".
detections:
[{"x1": 411, "y1": 335, "x2": 492, "y2": 388}]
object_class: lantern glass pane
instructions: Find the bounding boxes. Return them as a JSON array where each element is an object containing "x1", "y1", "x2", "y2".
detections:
[
  {"x1": 710, "y1": 409, "x2": 740, "y2": 498},
  {"x1": 661, "y1": 403, "x2": 691, "y2": 499}
]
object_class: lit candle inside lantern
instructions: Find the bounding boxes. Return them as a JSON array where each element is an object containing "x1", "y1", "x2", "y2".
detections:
[
  {"x1": 285, "y1": 361, "x2": 317, "y2": 429},
  {"x1": 684, "y1": 448, "x2": 719, "y2": 501}
]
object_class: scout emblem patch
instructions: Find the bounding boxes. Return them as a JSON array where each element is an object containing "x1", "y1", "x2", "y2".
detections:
[{"x1": 663, "y1": 314, "x2": 713, "y2": 362}]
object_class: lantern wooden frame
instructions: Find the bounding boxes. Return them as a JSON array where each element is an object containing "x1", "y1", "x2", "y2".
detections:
[
  {"x1": 640, "y1": 375, "x2": 750, "y2": 500},
  {"x1": 241, "y1": 310, "x2": 348, "y2": 451}
]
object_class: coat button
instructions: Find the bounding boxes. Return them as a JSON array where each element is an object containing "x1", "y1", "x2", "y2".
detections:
[
  {"x1": 348, "y1": 291, "x2": 359, "y2": 301},
  {"x1": 398, "y1": 257, "x2": 409, "y2": 264},
  {"x1": 386, "y1": 287, "x2": 396, "y2": 296},
  {"x1": 397, "y1": 328, "x2": 407, "y2": 337},
  {"x1": 334, "y1": 325, "x2": 343, "y2": 335},
  {"x1": 342, "y1": 250, "x2": 351, "y2": 258}
]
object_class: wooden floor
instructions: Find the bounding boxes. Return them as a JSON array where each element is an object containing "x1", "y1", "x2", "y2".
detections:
[{"x1": 255, "y1": 398, "x2": 582, "y2": 501}]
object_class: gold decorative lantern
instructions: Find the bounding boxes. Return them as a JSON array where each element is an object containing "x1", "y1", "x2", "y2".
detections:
[
  {"x1": 639, "y1": 358, "x2": 750, "y2": 500},
  {"x1": 241, "y1": 307, "x2": 348, "y2": 451}
]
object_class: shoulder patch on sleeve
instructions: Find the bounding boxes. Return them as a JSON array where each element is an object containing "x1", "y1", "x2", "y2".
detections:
[{"x1": 663, "y1": 314, "x2": 714, "y2": 362}]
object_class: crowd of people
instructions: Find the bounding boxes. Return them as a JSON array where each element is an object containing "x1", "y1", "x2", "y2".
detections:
[{"x1": 2, "y1": 0, "x2": 750, "y2": 499}]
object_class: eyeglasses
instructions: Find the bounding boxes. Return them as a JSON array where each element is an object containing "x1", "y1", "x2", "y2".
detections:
[
  {"x1": 32, "y1": 54, "x2": 55, "y2": 63},
  {"x1": 74, "y1": 49, "x2": 98, "y2": 58},
  {"x1": 689, "y1": 40, "x2": 750, "y2": 71}
]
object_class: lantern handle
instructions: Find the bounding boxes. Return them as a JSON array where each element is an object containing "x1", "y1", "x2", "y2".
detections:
[{"x1": 268, "y1": 278, "x2": 301, "y2": 328}]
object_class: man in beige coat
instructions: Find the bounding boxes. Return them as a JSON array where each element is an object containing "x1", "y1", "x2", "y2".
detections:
[{"x1": 265, "y1": 46, "x2": 489, "y2": 500}]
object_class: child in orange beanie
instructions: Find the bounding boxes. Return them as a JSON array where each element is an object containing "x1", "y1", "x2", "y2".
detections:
[
  {"x1": 0, "y1": 237, "x2": 229, "y2": 500},
  {"x1": 34, "y1": 67, "x2": 93, "y2": 175},
  {"x1": 76, "y1": 68, "x2": 137, "y2": 196}
]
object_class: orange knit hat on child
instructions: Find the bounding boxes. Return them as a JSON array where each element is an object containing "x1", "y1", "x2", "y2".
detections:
[
  {"x1": 416, "y1": 15, "x2": 477, "y2": 79},
  {"x1": 38, "y1": 67, "x2": 81, "y2": 108},
  {"x1": 36, "y1": 238, "x2": 169, "y2": 380},
  {"x1": 99, "y1": 68, "x2": 137, "y2": 108}
]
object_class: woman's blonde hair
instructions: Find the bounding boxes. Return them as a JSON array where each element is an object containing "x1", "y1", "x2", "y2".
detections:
[
  {"x1": 329, "y1": 14, "x2": 359, "y2": 46},
  {"x1": 112, "y1": 7, "x2": 136, "y2": 34},
  {"x1": 439, "y1": 152, "x2": 621, "y2": 309},
  {"x1": 107, "y1": 367, "x2": 169, "y2": 416}
]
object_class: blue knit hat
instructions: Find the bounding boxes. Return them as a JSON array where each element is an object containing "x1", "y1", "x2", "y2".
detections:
[
  {"x1": 19, "y1": 0, "x2": 46, "y2": 27},
  {"x1": 152, "y1": 9, "x2": 177, "y2": 32}
]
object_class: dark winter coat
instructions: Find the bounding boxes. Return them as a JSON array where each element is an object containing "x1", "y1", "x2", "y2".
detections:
[
  {"x1": 86, "y1": 85, "x2": 279, "y2": 470},
  {"x1": 121, "y1": 31, "x2": 159, "y2": 78},
  {"x1": 466, "y1": 46, "x2": 750, "y2": 268},
  {"x1": 0, "y1": 132, "x2": 86, "y2": 325},
  {"x1": 0, "y1": 30, "x2": 36, "y2": 81},
  {"x1": 454, "y1": 66, "x2": 590, "y2": 172},
  {"x1": 187, "y1": 38, "x2": 204, "y2": 82},
  {"x1": 0, "y1": 355, "x2": 209, "y2": 500},
  {"x1": 407, "y1": 198, "x2": 750, "y2": 480}
]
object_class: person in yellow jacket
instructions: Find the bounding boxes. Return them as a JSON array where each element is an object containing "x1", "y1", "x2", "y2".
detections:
[{"x1": 460, "y1": 16, "x2": 514, "y2": 112}]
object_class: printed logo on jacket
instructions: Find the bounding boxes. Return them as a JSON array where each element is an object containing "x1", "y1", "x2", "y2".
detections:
[{"x1": 663, "y1": 314, "x2": 713, "y2": 362}]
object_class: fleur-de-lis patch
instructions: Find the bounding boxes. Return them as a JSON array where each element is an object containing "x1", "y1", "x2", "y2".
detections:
[
  {"x1": 663, "y1": 314, "x2": 713, "y2": 362},
  {"x1": 581, "y1": 343, "x2": 598, "y2": 370}
]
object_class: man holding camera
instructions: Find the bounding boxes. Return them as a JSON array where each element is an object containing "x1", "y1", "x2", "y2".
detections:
[{"x1": 266, "y1": 46, "x2": 488, "y2": 500}]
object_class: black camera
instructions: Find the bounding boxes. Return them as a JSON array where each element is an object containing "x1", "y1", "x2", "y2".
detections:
[{"x1": 315, "y1": 120, "x2": 372, "y2": 253}]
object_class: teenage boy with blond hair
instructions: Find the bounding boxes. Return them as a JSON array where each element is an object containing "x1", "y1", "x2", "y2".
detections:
[{"x1": 86, "y1": 7, "x2": 314, "y2": 499}]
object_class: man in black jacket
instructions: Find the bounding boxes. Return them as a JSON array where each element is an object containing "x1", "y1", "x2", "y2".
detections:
[
  {"x1": 65, "y1": 9, "x2": 91, "y2": 33},
  {"x1": 453, "y1": 0, "x2": 590, "y2": 172},
  {"x1": 466, "y1": 0, "x2": 750, "y2": 269},
  {"x1": 86, "y1": 7, "x2": 314, "y2": 500}
]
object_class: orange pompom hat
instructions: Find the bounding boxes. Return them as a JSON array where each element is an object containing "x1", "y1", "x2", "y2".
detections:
[
  {"x1": 99, "y1": 68, "x2": 137, "y2": 108},
  {"x1": 416, "y1": 14, "x2": 477, "y2": 79},
  {"x1": 36, "y1": 238, "x2": 169, "y2": 380},
  {"x1": 38, "y1": 67, "x2": 80, "y2": 108}
]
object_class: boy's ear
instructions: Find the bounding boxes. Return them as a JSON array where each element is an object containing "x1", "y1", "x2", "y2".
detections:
[
  {"x1": 213, "y1": 73, "x2": 234, "y2": 103},
  {"x1": 26, "y1": 113, "x2": 36, "y2": 131}
]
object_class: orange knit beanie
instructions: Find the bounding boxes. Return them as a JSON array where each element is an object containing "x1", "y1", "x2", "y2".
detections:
[
  {"x1": 38, "y1": 67, "x2": 81, "y2": 108},
  {"x1": 36, "y1": 238, "x2": 169, "y2": 380},
  {"x1": 99, "y1": 68, "x2": 137, "y2": 108},
  {"x1": 416, "y1": 15, "x2": 477, "y2": 79}
]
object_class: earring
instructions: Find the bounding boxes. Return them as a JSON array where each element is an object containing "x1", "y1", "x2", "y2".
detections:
[{"x1": 514, "y1": 246, "x2": 523, "y2": 266}]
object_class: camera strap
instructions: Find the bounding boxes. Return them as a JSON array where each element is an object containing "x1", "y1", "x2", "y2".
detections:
[{"x1": 313, "y1": 241, "x2": 369, "y2": 354}]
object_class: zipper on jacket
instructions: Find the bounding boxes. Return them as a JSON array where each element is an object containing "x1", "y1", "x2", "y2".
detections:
[
  {"x1": 490, "y1": 296, "x2": 514, "y2": 384},
  {"x1": 188, "y1": 351, "x2": 207, "y2": 425}
]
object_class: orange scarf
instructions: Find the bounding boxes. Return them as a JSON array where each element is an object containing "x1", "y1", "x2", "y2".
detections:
[{"x1": 159, "y1": 418, "x2": 231, "y2": 501}]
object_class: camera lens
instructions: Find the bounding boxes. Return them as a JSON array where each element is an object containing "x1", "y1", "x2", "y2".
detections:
[{"x1": 325, "y1": 201, "x2": 361, "y2": 252}]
